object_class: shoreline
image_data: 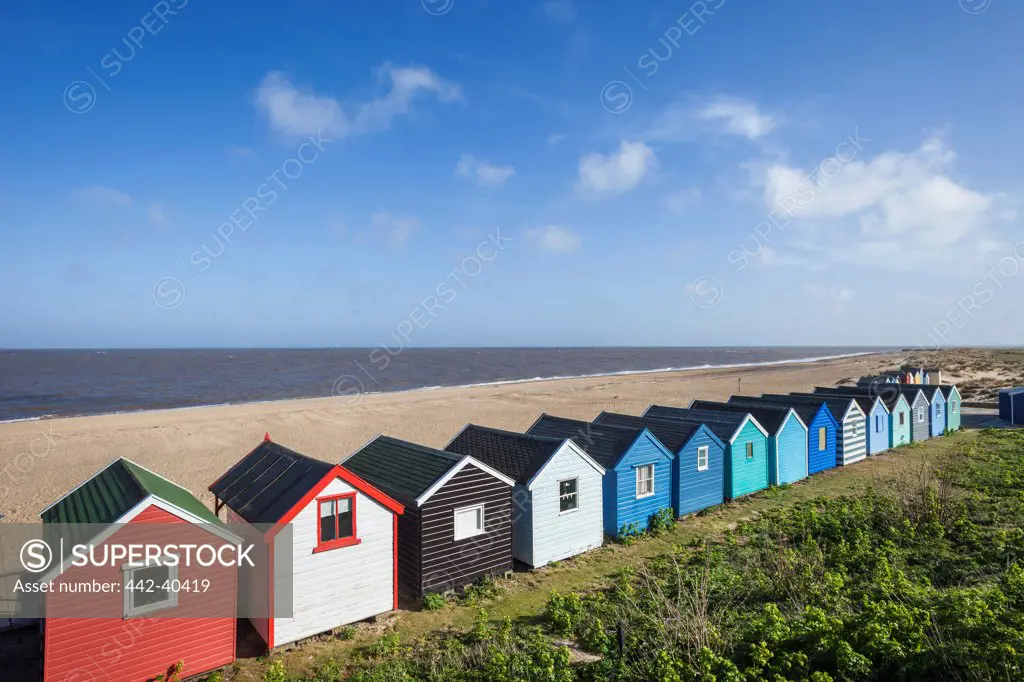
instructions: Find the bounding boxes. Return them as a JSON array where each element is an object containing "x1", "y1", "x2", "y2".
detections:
[
  {"x1": 0, "y1": 350, "x2": 886, "y2": 425},
  {"x1": 0, "y1": 351, "x2": 899, "y2": 523}
]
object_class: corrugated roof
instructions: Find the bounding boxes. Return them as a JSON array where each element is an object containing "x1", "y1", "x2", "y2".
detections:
[
  {"x1": 210, "y1": 440, "x2": 335, "y2": 524},
  {"x1": 688, "y1": 400, "x2": 795, "y2": 434},
  {"x1": 342, "y1": 435, "x2": 463, "y2": 506},
  {"x1": 43, "y1": 458, "x2": 220, "y2": 525},
  {"x1": 593, "y1": 411, "x2": 703, "y2": 453},
  {"x1": 728, "y1": 395, "x2": 824, "y2": 426},
  {"x1": 526, "y1": 414, "x2": 641, "y2": 469},
  {"x1": 643, "y1": 405, "x2": 748, "y2": 442},
  {"x1": 756, "y1": 394, "x2": 855, "y2": 423},
  {"x1": 444, "y1": 425, "x2": 565, "y2": 484}
]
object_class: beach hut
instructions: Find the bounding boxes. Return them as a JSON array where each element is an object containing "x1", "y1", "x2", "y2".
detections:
[
  {"x1": 756, "y1": 394, "x2": 867, "y2": 466},
  {"x1": 916, "y1": 385, "x2": 947, "y2": 436},
  {"x1": 728, "y1": 396, "x2": 838, "y2": 475},
  {"x1": 526, "y1": 414, "x2": 675, "y2": 537},
  {"x1": 999, "y1": 388, "x2": 1024, "y2": 425},
  {"x1": 593, "y1": 411, "x2": 726, "y2": 516},
  {"x1": 807, "y1": 390, "x2": 889, "y2": 456},
  {"x1": 894, "y1": 386, "x2": 931, "y2": 441},
  {"x1": 926, "y1": 368, "x2": 943, "y2": 385},
  {"x1": 40, "y1": 458, "x2": 240, "y2": 682},
  {"x1": 443, "y1": 425, "x2": 605, "y2": 568},
  {"x1": 209, "y1": 437, "x2": 404, "y2": 648},
  {"x1": 938, "y1": 384, "x2": 962, "y2": 431},
  {"x1": 341, "y1": 435, "x2": 514, "y2": 598},
  {"x1": 688, "y1": 400, "x2": 808, "y2": 486},
  {"x1": 643, "y1": 405, "x2": 770, "y2": 500},
  {"x1": 813, "y1": 385, "x2": 912, "y2": 448}
]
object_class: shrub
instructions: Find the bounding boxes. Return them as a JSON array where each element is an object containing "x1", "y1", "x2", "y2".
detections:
[
  {"x1": 264, "y1": 660, "x2": 287, "y2": 682},
  {"x1": 422, "y1": 592, "x2": 446, "y2": 611},
  {"x1": 647, "y1": 508, "x2": 676, "y2": 536}
]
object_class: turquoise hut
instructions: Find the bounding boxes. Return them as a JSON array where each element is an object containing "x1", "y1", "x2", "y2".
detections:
[
  {"x1": 644, "y1": 405, "x2": 770, "y2": 500},
  {"x1": 688, "y1": 400, "x2": 808, "y2": 486}
]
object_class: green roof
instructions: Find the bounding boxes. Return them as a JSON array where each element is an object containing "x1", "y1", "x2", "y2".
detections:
[
  {"x1": 42, "y1": 458, "x2": 221, "y2": 525},
  {"x1": 342, "y1": 435, "x2": 463, "y2": 506}
]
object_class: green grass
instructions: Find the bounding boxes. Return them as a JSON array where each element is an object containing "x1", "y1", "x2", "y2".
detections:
[{"x1": 224, "y1": 431, "x2": 977, "y2": 681}]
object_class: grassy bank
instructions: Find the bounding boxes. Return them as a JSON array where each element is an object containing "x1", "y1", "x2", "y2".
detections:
[{"x1": 223, "y1": 429, "x2": 1020, "y2": 681}]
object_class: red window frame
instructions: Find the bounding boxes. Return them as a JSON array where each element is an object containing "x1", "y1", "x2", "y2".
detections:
[{"x1": 314, "y1": 492, "x2": 360, "y2": 553}]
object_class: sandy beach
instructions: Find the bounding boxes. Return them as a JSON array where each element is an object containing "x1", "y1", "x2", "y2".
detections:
[{"x1": 0, "y1": 352, "x2": 903, "y2": 523}]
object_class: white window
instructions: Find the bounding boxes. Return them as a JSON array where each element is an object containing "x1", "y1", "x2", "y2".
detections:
[
  {"x1": 454, "y1": 503, "x2": 485, "y2": 541},
  {"x1": 635, "y1": 464, "x2": 654, "y2": 498},
  {"x1": 123, "y1": 558, "x2": 178, "y2": 618},
  {"x1": 696, "y1": 446, "x2": 709, "y2": 472},
  {"x1": 559, "y1": 478, "x2": 579, "y2": 513},
  {"x1": 953, "y1": 400, "x2": 958, "y2": 413},
  {"x1": 917, "y1": 407, "x2": 925, "y2": 422}
]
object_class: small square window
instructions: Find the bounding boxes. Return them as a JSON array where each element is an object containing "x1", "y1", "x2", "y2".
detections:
[
  {"x1": 696, "y1": 446, "x2": 709, "y2": 471},
  {"x1": 317, "y1": 494, "x2": 357, "y2": 551},
  {"x1": 559, "y1": 478, "x2": 579, "y2": 513},
  {"x1": 745, "y1": 442, "x2": 754, "y2": 460},
  {"x1": 635, "y1": 464, "x2": 654, "y2": 498},
  {"x1": 123, "y1": 559, "x2": 177, "y2": 618},
  {"x1": 454, "y1": 504, "x2": 485, "y2": 541}
]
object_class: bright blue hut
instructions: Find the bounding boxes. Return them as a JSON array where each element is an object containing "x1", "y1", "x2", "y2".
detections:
[
  {"x1": 594, "y1": 412, "x2": 726, "y2": 517},
  {"x1": 643, "y1": 405, "x2": 770, "y2": 500},
  {"x1": 688, "y1": 400, "x2": 808, "y2": 486},
  {"x1": 729, "y1": 396, "x2": 838, "y2": 475},
  {"x1": 916, "y1": 385, "x2": 947, "y2": 436},
  {"x1": 526, "y1": 414, "x2": 674, "y2": 538}
]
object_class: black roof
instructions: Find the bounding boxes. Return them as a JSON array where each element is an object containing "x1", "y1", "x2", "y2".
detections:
[
  {"x1": 526, "y1": 414, "x2": 642, "y2": 469},
  {"x1": 444, "y1": 424, "x2": 568, "y2": 484},
  {"x1": 643, "y1": 405, "x2": 749, "y2": 442},
  {"x1": 812, "y1": 386, "x2": 897, "y2": 411},
  {"x1": 688, "y1": 400, "x2": 797, "y2": 434},
  {"x1": 938, "y1": 384, "x2": 958, "y2": 399},
  {"x1": 342, "y1": 435, "x2": 464, "y2": 506},
  {"x1": 593, "y1": 411, "x2": 704, "y2": 453},
  {"x1": 727, "y1": 395, "x2": 824, "y2": 426},
  {"x1": 753, "y1": 394, "x2": 854, "y2": 423},
  {"x1": 210, "y1": 439, "x2": 336, "y2": 525}
]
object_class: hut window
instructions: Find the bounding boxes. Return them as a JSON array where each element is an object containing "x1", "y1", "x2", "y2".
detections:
[
  {"x1": 454, "y1": 503, "x2": 485, "y2": 541},
  {"x1": 696, "y1": 446, "x2": 709, "y2": 471},
  {"x1": 635, "y1": 465, "x2": 655, "y2": 498},
  {"x1": 899, "y1": 412, "x2": 905, "y2": 426},
  {"x1": 559, "y1": 478, "x2": 579, "y2": 513},
  {"x1": 875, "y1": 415, "x2": 881, "y2": 431},
  {"x1": 952, "y1": 400, "x2": 958, "y2": 412},
  {"x1": 124, "y1": 559, "x2": 178, "y2": 618},
  {"x1": 316, "y1": 493, "x2": 358, "y2": 551},
  {"x1": 818, "y1": 428, "x2": 826, "y2": 451},
  {"x1": 917, "y1": 407, "x2": 925, "y2": 422},
  {"x1": 745, "y1": 442, "x2": 754, "y2": 460}
]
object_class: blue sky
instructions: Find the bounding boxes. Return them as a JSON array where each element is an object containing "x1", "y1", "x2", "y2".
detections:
[{"x1": 2, "y1": 0, "x2": 1022, "y2": 349}]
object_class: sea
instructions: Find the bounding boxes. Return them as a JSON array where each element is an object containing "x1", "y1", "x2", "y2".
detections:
[{"x1": 0, "y1": 347, "x2": 890, "y2": 422}]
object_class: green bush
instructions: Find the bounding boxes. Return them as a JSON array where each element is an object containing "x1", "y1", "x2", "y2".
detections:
[{"x1": 422, "y1": 592, "x2": 447, "y2": 611}]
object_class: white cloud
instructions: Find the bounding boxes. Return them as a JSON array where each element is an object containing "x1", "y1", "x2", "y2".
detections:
[
  {"x1": 73, "y1": 185, "x2": 132, "y2": 209},
  {"x1": 527, "y1": 225, "x2": 581, "y2": 252},
  {"x1": 254, "y1": 65, "x2": 460, "y2": 139},
  {"x1": 544, "y1": 0, "x2": 577, "y2": 23},
  {"x1": 760, "y1": 135, "x2": 1016, "y2": 271},
  {"x1": 455, "y1": 154, "x2": 515, "y2": 187},
  {"x1": 663, "y1": 187, "x2": 702, "y2": 215},
  {"x1": 371, "y1": 211, "x2": 420, "y2": 247},
  {"x1": 696, "y1": 96, "x2": 777, "y2": 139},
  {"x1": 147, "y1": 204, "x2": 168, "y2": 225},
  {"x1": 577, "y1": 141, "x2": 656, "y2": 196},
  {"x1": 649, "y1": 96, "x2": 776, "y2": 142}
]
